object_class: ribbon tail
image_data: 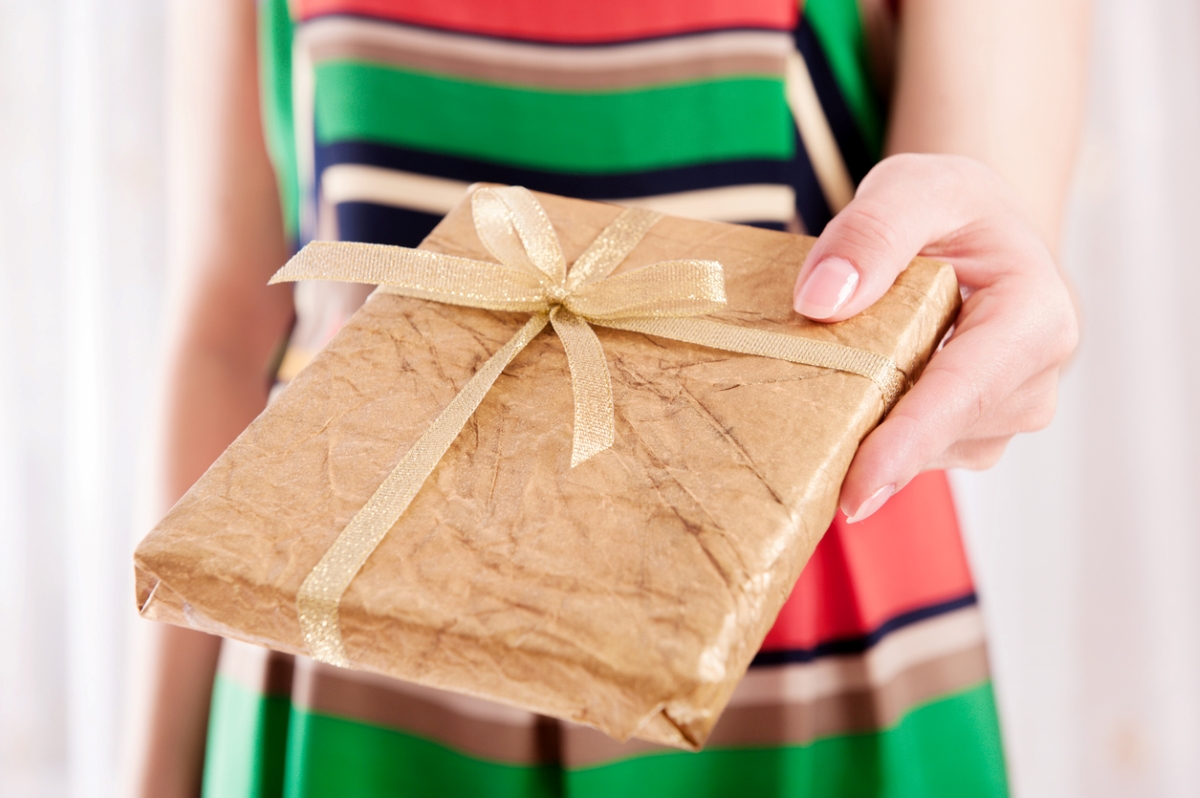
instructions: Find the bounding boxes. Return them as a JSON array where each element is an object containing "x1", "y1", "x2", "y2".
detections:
[
  {"x1": 595, "y1": 317, "x2": 908, "y2": 409},
  {"x1": 549, "y1": 310, "x2": 616, "y2": 467},
  {"x1": 297, "y1": 313, "x2": 549, "y2": 666}
]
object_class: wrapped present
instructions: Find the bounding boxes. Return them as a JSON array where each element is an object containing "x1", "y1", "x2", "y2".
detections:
[{"x1": 135, "y1": 186, "x2": 959, "y2": 750}]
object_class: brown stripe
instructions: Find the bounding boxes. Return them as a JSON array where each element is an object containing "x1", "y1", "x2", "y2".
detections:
[
  {"x1": 314, "y1": 41, "x2": 784, "y2": 88},
  {"x1": 292, "y1": 657, "x2": 560, "y2": 765},
  {"x1": 858, "y1": 0, "x2": 897, "y2": 98},
  {"x1": 301, "y1": 18, "x2": 789, "y2": 89},
  {"x1": 562, "y1": 643, "x2": 992, "y2": 767},
  {"x1": 216, "y1": 638, "x2": 296, "y2": 698},
  {"x1": 712, "y1": 643, "x2": 992, "y2": 746}
]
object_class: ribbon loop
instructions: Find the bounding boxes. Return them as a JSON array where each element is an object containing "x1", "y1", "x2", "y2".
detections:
[
  {"x1": 272, "y1": 240, "x2": 550, "y2": 312},
  {"x1": 473, "y1": 186, "x2": 567, "y2": 285},
  {"x1": 565, "y1": 206, "x2": 663, "y2": 291},
  {"x1": 567, "y1": 260, "x2": 726, "y2": 320}
]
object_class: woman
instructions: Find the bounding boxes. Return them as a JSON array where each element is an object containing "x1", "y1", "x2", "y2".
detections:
[{"x1": 129, "y1": 0, "x2": 1085, "y2": 795}]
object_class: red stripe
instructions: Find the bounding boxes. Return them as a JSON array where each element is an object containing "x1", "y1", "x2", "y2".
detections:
[
  {"x1": 761, "y1": 470, "x2": 975, "y2": 651},
  {"x1": 298, "y1": 0, "x2": 796, "y2": 43}
]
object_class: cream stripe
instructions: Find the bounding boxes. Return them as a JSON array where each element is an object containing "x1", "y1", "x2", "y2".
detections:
[
  {"x1": 322, "y1": 164, "x2": 471, "y2": 216},
  {"x1": 321, "y1": 164, "x2": 795, "y2": 224},
  {"x1": 299, "y1": 16, "x2": 792, "y2": 78},
  {"x1": 293, "y1": 36, "x2": 318, "y2": 241},
  {"x1": 729, "y1": 604, "x2": 986, "y2": 707},
  {"x1": 785, "y1": 49, "x2": 855, "y2": 213},
  {"x1": 622, "y1": 184, "x2": 795, "y2": 223}
]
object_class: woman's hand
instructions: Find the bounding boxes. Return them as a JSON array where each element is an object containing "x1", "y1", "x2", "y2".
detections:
[{"x1": 793, "y1": 153, "x2": 1079, "y2": 522}]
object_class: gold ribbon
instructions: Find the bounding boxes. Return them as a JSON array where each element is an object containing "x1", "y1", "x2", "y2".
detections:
[{"x1": 270, "y1": 186, "x2": 906, "y2": 666}]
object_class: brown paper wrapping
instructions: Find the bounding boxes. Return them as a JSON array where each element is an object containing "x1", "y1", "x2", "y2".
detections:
[{"x1": 135, "y1": 190, "x2": 959, "y2": 750}]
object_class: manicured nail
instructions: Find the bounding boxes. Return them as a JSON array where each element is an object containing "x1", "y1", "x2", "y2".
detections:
[
  {"x1": 846, "y1": 484, "x2": 895, "y2": 524},
  {"x1": 793, "y1": 257, "x2": 860, "y2": 319}
]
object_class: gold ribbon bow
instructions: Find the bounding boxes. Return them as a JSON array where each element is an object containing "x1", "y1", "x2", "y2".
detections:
[{"x1": 270, "y1": 186, "x2": 906, "y2": 666}]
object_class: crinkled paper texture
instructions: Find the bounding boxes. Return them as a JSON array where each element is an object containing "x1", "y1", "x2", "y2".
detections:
[{"x1": 135, "y1": 190, "x2": 959, "y2": 750}]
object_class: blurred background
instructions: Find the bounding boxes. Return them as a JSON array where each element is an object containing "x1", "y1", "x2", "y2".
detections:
[{"x1": 1, "y1": 0, "x2": 1199, "y2": 796}]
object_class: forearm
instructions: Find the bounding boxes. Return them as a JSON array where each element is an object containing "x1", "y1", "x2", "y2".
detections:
[
  {"x1": 886, "y1": 0, "x2": 1091, "y2": 251},
  {"x1": 162, "y1": 327, "x2": 284, "y2": 500},
  {"x1": 125, "y1": 0, "x2": 293, "y2": 795},
  {"x1": 130, "y1": 264, "x2": 294, "y2": 798},
  {"x1": 129, "y1": 336, "x2": 288, "y2": 798},
  {"x1": 797, "y1": 2, "x2": 1086, "y2": 514}
]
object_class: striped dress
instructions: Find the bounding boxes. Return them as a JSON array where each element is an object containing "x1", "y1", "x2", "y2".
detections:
[{"x1": 201, "y1": 1, "x2": 1009, "y2": 795}]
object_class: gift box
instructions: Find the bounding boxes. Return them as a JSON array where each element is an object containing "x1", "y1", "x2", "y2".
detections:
[{"x1": 135, "y1": 186, "x2": 958, "y2": 750}]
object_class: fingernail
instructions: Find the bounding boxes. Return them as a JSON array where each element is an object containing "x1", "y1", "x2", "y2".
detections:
[
  {"x1": 846, "y1": 484, "x2": 895, "y2": 524},
  {"x1": 793, "y1": 257, "x2": 860, "y2": 319}
]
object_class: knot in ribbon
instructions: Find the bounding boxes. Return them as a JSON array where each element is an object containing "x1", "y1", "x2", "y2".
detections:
[
  {"x1": 275, "y1": 185, "x2": 727, "y2": 467},
  {"x1": 270, "y1": 186, "x2": 906, "y2": 666}
]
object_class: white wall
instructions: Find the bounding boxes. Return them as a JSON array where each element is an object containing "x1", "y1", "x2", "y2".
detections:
[
  {"x1": 0, "y1": 2, "x2": 166, "y2": 796},
  {"x1": 958, "y1": 2, "x2": 1200, "y2": 796},
  {"x1": 1, "y1": 1, "x2": 1198, "y2": 796}
]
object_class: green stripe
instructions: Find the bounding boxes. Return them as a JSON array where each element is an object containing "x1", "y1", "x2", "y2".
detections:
[
  {"x1": 259, "y1": 0, "x2": 300, "y2": 241},
  {"x1": 804, "y1": 0, "x2": 884, "y2": 156},
  {"x1": 282, "y1": 709, "x2": 559, "y2": 798},
  {"x1": 203, "y1": 675, "x2": 291, "y2": 798},
  {"x1": 314, "y1": 62, "x2": 794, "y2": 174},
  {"x1": 571, "y1": 682, "x2": 1008, "y2": 798}
]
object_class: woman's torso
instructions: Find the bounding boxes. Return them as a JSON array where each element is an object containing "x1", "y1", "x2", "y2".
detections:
[{"x1": 201, "y1": 3, "x2": 1009, "y2": 796}]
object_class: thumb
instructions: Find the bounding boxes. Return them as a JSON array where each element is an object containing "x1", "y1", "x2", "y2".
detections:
[{"x1": 792, "y1": 154, "x2": 980, "y2": 322}]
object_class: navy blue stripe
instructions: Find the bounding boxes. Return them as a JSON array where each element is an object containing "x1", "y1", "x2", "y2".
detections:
[
  {"x1": 749, "y1": 592, "x2": 978, "y2": 668},
  {"x1": 317, "y1": 140, "x2": 797, "y2": 201},
  {"x1": 335, "y1": 201, "x2": 443, "y2": 247},
  {"x1": 792, "y1": 19, "x2": 877, "y2": 184},
  {"x1": 333, "y1": 198, "x2": 786, "y2": 248},
  {"x1": 742, "y1": 220, "x2": 787, "y2": 232},
  {"x1": 788, "y1": 127, "x2": 833, "y2": 233}
]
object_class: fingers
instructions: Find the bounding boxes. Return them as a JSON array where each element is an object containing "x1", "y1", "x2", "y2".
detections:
[
  {"x1": 956, "y1": 368, "x2": 1059, "y2": 440},
  {"x1": 797, "y1": 153, "x2": 1080, "y2": 521},
  {"x1": 929, "y1": 437, "x2": 1012, "y2": 472},
  {"x1": 838, "y1": 338, "x2": 1001, "y2": 520},
  {"x1": 793, "y1": 154, "x2": 994, "y2": 322},
  {"x1": 919, "y1": 369, "x2": 1059, "y2": 470},
  {"x1": 839, "y1": 308, "x2": 1070, "y2": 519}
]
